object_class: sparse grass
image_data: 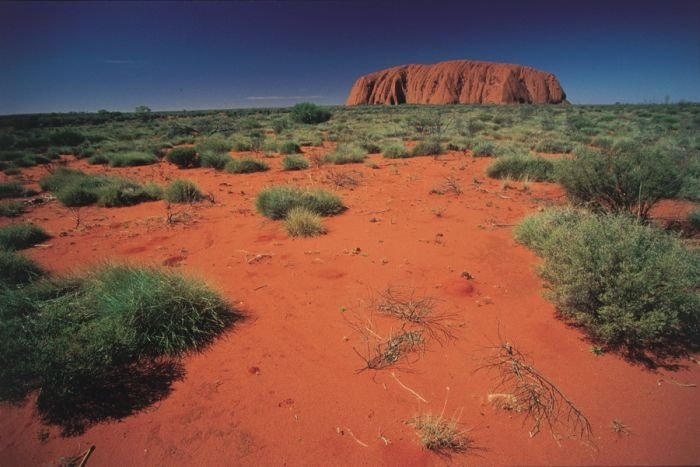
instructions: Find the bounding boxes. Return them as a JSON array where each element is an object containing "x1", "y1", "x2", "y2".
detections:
[
  {"x1": 200, "y1": 152, "x2": 230, "y2": 170},
  {"x1": 411, "y1": 139, "x2": 444, "y2": 157},
  {"x1": 0, "y1": 251, "x2": 45, "y2": 286},
  {"x1": 283, "y1": 206, "x2": 326, "y2": 237},
  {"x1": 164, "y1": 179, "x2": 204, "y2": 203},
  {"x1": 407, "y1": 413, "x2": 470, "y2": 454},
  {"x1": 0, "y1": 224, "x2": 50, "y2": 251},
  {"x1": 610, "y1": 419, "x2": 630, "y2": 436},
  {"x1": 430, "y1": 175, "x2": 462, "y2": 195},
  {"x1": 256, "y1": 186, "x2": 344, "y2": 219},
  {"x1": 325, "y1": 144, "x2": 366, "y2": 165},
  {"x1": 486, "y1": 155, "x2": 555, "y2": 182},
  {"x1": 108, "y1": 151, "x2": 158, "y2": 167},
  {"x1": 323, "y1": 169, "x2": 361, "y2": 189},
  {"x1": 225, "y1": 157, "x2": 269, "y2": 174},
  {"x1": 0, "y1": 200, "x2": 25, "y2": 217},
  {"x1": 281, "y1": 155, "x2": 309, "y2": 171}
]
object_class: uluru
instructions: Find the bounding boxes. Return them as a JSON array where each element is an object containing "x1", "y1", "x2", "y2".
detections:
[{"x1": 346, "y1": 59, "x2": 567, "y2": 105}]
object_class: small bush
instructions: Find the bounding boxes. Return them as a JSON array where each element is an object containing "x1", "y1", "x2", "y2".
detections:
[
  {"x1": 472, "y1": 140, "x2": 496, "y2": 157},
  {"x1": 486, "y1": 156, "x2": 556, "y2": 182},
  {"x1": 382, "y1": 143, "x2": 409, "y2": 159},
  {"x1": 200, "y1": 152, "x2": 230, "y2": 170},
  {"x1": 225, "y1": 157, "x2": 269, "y2": 174},
  {"x1": 0, "y1": 251, "x2": 45, "y2": 286},
  {"x1": 164, "y1": 180, "x2": 204, "y2": 203},
  {"x1": 284, "y1": 207, "x2": 326, "y2": 237},
  {"x1": 325, "y1": 144, "x2": 366, "y2": 164},
  {"x1": 256, "y1": 186, "x2": 344, "y2": 219},
  {"x1": 282, "y1": 156, "x2": 309, "y2": 171},
  {"x1": 408, "y1": 414, "x2": 470, "y2": 454},
  {"x1": 166, "y1": 147, "x2": 199, "y2": 169},
  {"x1": 278, "y1": 141, "x2": 302, "y2": 155},
  {"x1": 688, "y1": 209, "x2": 700, "y2": 230},
  {"x1": 195, "y1": 137, "x2": 231, "y2": 155},
  {"x1": 534, "y1": 139, "x2": 573, "y2": 154},
  {"x1": 291, "y1": 102, "x2": 331, "y2": 124},
  {"x1": 0, "y1": 224, "x2": 50, "y2": 251},
  {"x1": 87, "y1": 153, "x2": 109, "y2": 165},
  {"x1": 108, "y1": 151, "x2": 159, "y2": 167},
  {"x1": 555, "y1": 146, "x2": 682, "y2": 218},
  {"x1": 515, "y1": 209, "x2": 700, "y2": 352},
  {"x1": 230, "y1": 137, "x2": 253, "y2": 152},
  {"x1": 411, "y1": 140, "x2": 444, "y2": 157},
  {"x1": 49, "y1": 130, "x2": 85, "y2": 147},
  {"x1": 0, "y1": 182, "x2": 28, "y2": 199},
  {"x1": 0, "y1": 201, "x2": 26, "y2": 218}
]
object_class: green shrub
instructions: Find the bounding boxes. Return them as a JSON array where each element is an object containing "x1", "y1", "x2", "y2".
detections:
[
  {"x1": 382, "y1": 143, "x2": 409, "y2": 159},
  {"x1": 87, "y1": 153, "x2": 109, "y2": 165},
  {"x1": 200, "y1": 152, "x2": 230, "y2": 170},
  {"x1": 535, "y1": 139, "x2": 574, "y2": 154},
  {"x1": 284, "y1": 207, "x2": 326, "y2": 237},
  {"x1": 515, "y1": 209, "x2": 700, "y2": 351},
  {"x1": 41, "y1": 168, "x2": 160, "y2": 207},
  {"x1": 0, "y1": 263, "x2": 237, "y2": 406},
  {"x1": 256, "y1": 186, "x2": 344, "y2": 219},
  {"x1": 225, "y1": 157, "x2": 269, "y2": 174},
  {"x1": 411, "y1": 140, "x2": 444, "y2": 157},
  {"x1": 166, "y1": 147, "x2": 199, "y2": 168},
  {"x1": 108, "y1": 151, "x2": 159, "y2": 167},
  {"x1": 446, "y1": 138, "x2": 473, "y2": 151},
  {"x1": 486, "y1": 156, "x2": 556, "y2": 182},
  {"x1": 555, "y1": 146, "x2": 682, "y2": 218},
  {"x1": 0, "y1": 251, "x2": 45, "y2": 286},
  {"x1": 0, "y1": 182, "x2": 28, "y2": 199},
  {"x1": 278, "y1": 141, "x2": 302, "y2": 154},
  {"x1": 688, "y1": 209, "x2": 700, "y2": 230},
  {"x1": 164, "y1": 179, "x2": 204, "y2": 203},
  {"x1": 195, "y1": 137, "x2": 231, "y2": 155},
  {"x1": 282, "y1": 156, "x2": 309, "y2": 171},
  {"x1": 0, "y1": 201, "x2": 25, "y2": 218},
  {"x1": 230, "y1": 137, "x2": 253, "y2": 152},
  {"x1": 49, "y1": 130, "x2": 85, "y2": 146},
  {"x1": 471, "y1": 140, "x2": 497, "y2": 157},
  {"x1": 291, "y1": 102, "x2": 331, "y2": 124},
  {"x1": 325, "y1": 144, "x2": 366, "y2": 164},
  {"x1": 0, "y1": 224, "x2": 50, "y2": 251}
]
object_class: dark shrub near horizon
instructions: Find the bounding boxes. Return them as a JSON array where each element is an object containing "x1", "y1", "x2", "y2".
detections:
[
  {"x1": 291, "y1": 102, "x2": 331, "y2": 124},
  {"x1": 166, "y1": 147, "x2": 199, "y2": 169}
]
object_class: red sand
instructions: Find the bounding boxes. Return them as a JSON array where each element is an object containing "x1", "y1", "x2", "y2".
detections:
[{"x1": 1, "y1": 150, "x2": 698, "y2": 466}]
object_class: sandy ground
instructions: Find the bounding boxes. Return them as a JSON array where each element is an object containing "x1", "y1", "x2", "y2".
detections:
[{"x1": 1, "y1": 149, "x2": 698, "y2": 466}]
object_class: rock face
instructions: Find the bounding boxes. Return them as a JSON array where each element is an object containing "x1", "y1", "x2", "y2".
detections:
[{"x1": 346, "y1": 60, "x2": 566, "y2": 105}]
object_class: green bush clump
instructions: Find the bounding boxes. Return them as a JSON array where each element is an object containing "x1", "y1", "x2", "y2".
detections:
[
  {"x1": 534, "y1": 139, "x2": 574, "y2": 154},
  {"x1": 0, "y1": 201, "x2": 25, "y2": 217},
  {"x1": 225, "y1": 157, "x2": 269, "y2": 174},
  {"x1": 284, "y1": 206, "x2": 326, "y2": 237},
  {"x1": 166, "y1": 147, "x2": 199, "y2": 169},
  {"x1": 471, "y1": 140, "x2": 497, "y2": 157},
  {"x1": 87, "y1": 153, "x2": 109, "y2": 165},
  {"x1": 230, "y1": 137, "x2": 253, "y2": 152},
  {"x1": 282, "y1": 155, "x2": 309, "y2": 171},
  {"x1": 325, "y1": 144, "x2": 366, "y2": 164},
  {"x1": 256, "y1": 186, "x2": 344, "y2": 219},
  {"x1": 200, "y1": 152, "x2": 230, "y2": 170},
  {"x1": 0, "y1": 263, "x2": 237, "y2": 409},
  {"x1": 382, "y1": 143, "x2": 409, "y2": 159},
  {"x1": 688, "y1": 209, "x2": 700, "y2": 230},
  {"x1": 0, "y1": 223, "x2": 50, "y2": 251},
  {"x1": 40, "y1": 168, "x2": 160, "y2": 207},
  {"x1": 164, "y1": 179, "x2": 204, "y2": 203},
  {"x1": 446, "y1": 138, "x2": 473, "y2": 151},
  {"x1": 49, "y1": 130, "x2": 85, "y2": 146},
  {"x1": 555, "y1": 145, "x2": 682, "y2": 219},
  {"x1": 515, "y1": 208, "x2": 700, "y2": 352},
  {"x1": 486, "y1": 155, "x2": 556, "y2": 181},
  {"x1": 278, "y1": 141, "x2": 302, "y2": 155},
  {"x1": 411, "y1": 140, "x2": 444, "y2": 157},
  {"x1": 0, "y1": 182, "x2": 28, "y2": 199},
  {"x1": 291, "y1": 102, "x2": 331, "y2": 124},
  {"x1": 108, "y1": 151, "x2": 159, "y2": 167},
  {"x1": 0, "y1": 251, "x2": 45, "y2": 286},
  {"x1": 195, "y1": 137, "x2": 231, "y2": 155}
]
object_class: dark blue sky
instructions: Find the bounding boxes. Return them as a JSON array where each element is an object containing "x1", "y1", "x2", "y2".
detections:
[{"x1": 1, "y1": 1, "x2": 699, "y2": 114}]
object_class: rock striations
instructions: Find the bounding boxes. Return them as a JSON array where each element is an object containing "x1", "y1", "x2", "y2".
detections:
[{"x1": 346, "y1": 60, "x2": 566, "y2": 105}]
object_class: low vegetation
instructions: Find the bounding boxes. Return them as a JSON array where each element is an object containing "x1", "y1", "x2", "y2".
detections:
[
  {"x1": 107, "y1": 151, "x2": 159, "y2": 167},
  {"x1": 281, "y1": 155, "x2": 309, "y2": 171},
  {"x1": 0, "y1": 250, "x2": 45, "y2": 286},
  {"x1": 283, "y1": 206, "x2": 326, "y2": 237},
  {"x1": 225, "y1": 157, "x2": 269, "y2": 174},
  {"x1": 486, "y1": 155, "x2": 556, "y2": 181},
  {"x1": 407, "y1": 414, "x2": 470, "y2": 454},
  {"x1": 325, "y1": 144, "x2": 366, "y2": 164},
  {"x1": 164, "y1": 179, "x2": 204, "y2": 203},
  {"x1": 0, "y1": 201, "x2": 25, "y2": 217},
  {"x1": 0, "y1": 182, "x2": 29, "y2": 199},
  {"x1": 256, "y1": 186, "x2": 344, "y2": 220},
  {"x1": 200, "y1": 152, "x2": 230, "y2": 170},
  {"x1": 516, "y1": 208, "x2": 700, "y2": 355},
  {"x1": 290, "y1": 102, "x2": 331, "y2": 124},
  {"x1": 0, "y1": 223, "x2": 50, "y2": 251},
  {"x1": 166, "y1": 147, "x2": 200, "y2": 169}
]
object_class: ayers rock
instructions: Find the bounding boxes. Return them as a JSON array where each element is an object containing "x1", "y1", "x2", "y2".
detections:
[{"x1": 346, "y1": 60, "x2": 566, "y2": 105}]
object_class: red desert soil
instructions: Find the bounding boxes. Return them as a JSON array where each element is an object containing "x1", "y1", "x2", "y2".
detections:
[{"x1": 1, "y1": 149, "x2": 698, "y2": 466}]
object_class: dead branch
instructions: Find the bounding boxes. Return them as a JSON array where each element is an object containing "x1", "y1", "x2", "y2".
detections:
[{"x1": 478, "y1": 341, "x2": 593, "y2": 445}]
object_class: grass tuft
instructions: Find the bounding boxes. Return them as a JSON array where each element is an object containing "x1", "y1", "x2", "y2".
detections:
[
  {"x1": 164, "y1": 179, "x2": 204, "y2": 203},
  {"x1": 225, "y1": 157, "x2": 269, "y2": 174},
  {"x1": 284, "y1": 207, "x2": 326, "y2": 237},
  {"x1": 256, "y1": 186, "x2": 344, "y2": 219},
  {"x1": 0, "y1": 224, "x2": 50, "y2": 251}
]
